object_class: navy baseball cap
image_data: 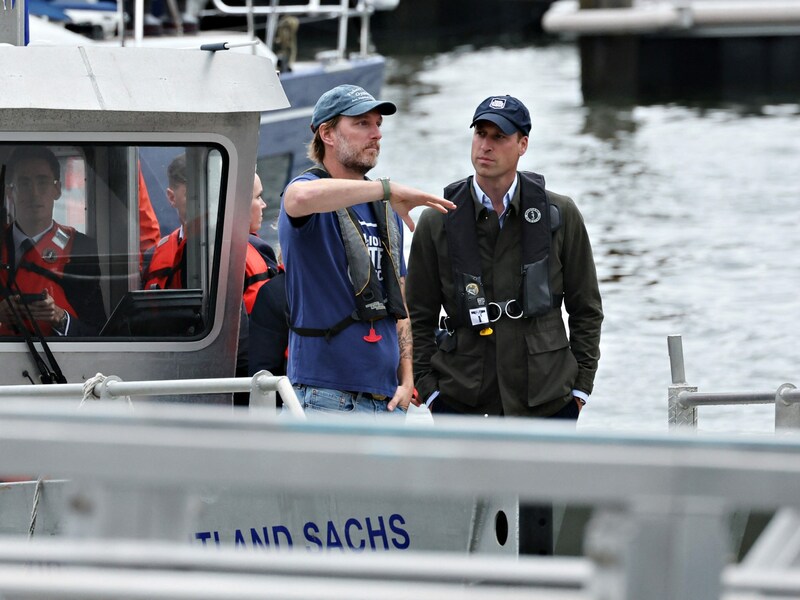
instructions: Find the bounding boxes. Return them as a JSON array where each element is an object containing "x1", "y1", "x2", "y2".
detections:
[
  {"x1": 310, "y1": 84, "x2": 397, "y2": 132},
  {"x1": 470, "y1": 95, "x2": 531, "y2": 136}
]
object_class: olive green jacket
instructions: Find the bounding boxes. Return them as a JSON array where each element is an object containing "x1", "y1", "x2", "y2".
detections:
[{"x1": 406, "y1": 174, "x2": 603, "y2": 417}]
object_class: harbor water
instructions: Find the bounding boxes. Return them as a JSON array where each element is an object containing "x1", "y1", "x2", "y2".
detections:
[{"x1": 366, "y1": 42, "x2": 800, "y2": 433}]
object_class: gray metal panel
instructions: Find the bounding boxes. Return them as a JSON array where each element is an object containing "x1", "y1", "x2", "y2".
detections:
[
  {"x1": 0, "y1": 46, "x2": 288, "y2": 114},
  {"x1": 2, "y1": 402, "x2": 800, "y2": 508}
]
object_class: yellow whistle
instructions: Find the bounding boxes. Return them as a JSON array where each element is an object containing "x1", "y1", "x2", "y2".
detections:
[{"x1": 479, "y1": 327, "x2": 493, "y2": 336}]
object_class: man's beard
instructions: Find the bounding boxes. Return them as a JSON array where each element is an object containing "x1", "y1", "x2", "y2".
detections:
[{"x1": 334, "y1": 134, "x2": 379, "y2": 174}]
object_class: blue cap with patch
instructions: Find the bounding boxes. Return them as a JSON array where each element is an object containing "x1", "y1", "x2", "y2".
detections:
[
  {"x1": 470, "y1": 95, "x2": 531, "y2": 136},
  {"x1": 311, "y1": 84, "x2": 397, "y2": 132}
]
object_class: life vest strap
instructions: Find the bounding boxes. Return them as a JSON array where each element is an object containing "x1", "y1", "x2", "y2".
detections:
[
  {"x1": 290, "y1": 312, "x2": 362, "y2": 342},
  {"x1": 17, "y1": 260, "x2": 64, "y2": 286},
  {"x1": 243, "y1": 267, "x2": 278, "y2": 293}
]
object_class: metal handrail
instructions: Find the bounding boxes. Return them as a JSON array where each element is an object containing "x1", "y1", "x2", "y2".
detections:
[
  {"x1": 210, "y1": 0, "x2": 371, "y2": 19},
  {"x1": 0, "y1": 371, "x2": 305, "y2": 418},
  {"x1": 209, "y1": 0, "x2": 376, "y2": 58},
  {"x1": 667, "y1": 334, "x2": 799, "y2": 430},
  {"x1": 677, "y1": 388, "x2": 800, "y2": 408},
  {"x1": 0, "y1": 538, "x2": 591, "y2": 589}
]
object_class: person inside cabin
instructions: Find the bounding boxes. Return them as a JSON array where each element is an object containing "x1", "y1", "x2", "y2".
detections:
[
  {"x1": 405, "y1": 95, "x2": 604, "y2": 554},
  {"x1": 279, "y1": 84, "x2": 454, "y2": 417},
  {"x1": 141, "y1": 153, "x2": 190, "y2": 290},
  {"x1": 0, "y1": 145, "x2": 106, "y2": 337}
]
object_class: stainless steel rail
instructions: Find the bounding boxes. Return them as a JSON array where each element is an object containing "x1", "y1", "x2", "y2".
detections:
[
  {"x1": 0, "y1": 538, "x2": 591, "y2": 597},
  {"x1": 668, "y1": 334, "x2": 800, "y2": 429},
  {"x1": 0, "y1": 371, "x2": 304, "y2": 418},
  {"x1": 209, "y1": 0, "x2": 383, "y2": 58}
]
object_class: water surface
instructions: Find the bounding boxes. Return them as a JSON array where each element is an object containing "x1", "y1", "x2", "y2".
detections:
[{"x1": 371, "y1": 43, "x2": 800, "y2": 432}]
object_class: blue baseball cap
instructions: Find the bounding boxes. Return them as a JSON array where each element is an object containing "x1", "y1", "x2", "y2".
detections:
[
  {"x1": 310, "y1": 84, "x2": 397, "y2": 132},
  {"x1": 470, "y1": 95, "x2": 531, "y2": 136}
]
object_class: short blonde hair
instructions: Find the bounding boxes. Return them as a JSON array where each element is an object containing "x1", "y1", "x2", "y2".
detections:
[{"x1": 306, "y1": 115, "x2": 341, "y2": 164}]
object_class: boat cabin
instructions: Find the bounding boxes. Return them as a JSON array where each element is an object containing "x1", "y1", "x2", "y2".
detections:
[{"x1": 0, "y1": 45, "x2": 288, "y2": 392}]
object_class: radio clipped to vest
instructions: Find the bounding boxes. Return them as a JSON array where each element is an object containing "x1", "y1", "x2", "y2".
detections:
[{"x1": 456, "y1": 272, "x2": 494, "y2": 336}]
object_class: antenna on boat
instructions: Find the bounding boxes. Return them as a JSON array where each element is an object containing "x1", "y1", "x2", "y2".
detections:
[{"x1": 199, "y1": 40, "x2": 259, "y2": 52}]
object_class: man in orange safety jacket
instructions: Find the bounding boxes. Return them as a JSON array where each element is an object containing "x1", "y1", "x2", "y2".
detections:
[{"x1": 0, "y1": 146, "x2": 105, "y2": 337}]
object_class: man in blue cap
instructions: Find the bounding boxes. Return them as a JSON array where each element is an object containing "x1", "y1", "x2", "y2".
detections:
[
  {"x1": 279, "y1": 84, "x2": 454, "y2": 417},
  {"x1": 406, "y1": 95, "x2": 603, "y2": 551}
]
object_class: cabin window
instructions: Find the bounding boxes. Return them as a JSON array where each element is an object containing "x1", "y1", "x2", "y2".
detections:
[{"x1": 0, "y1": 143, "x2": 227, "y2": 340}]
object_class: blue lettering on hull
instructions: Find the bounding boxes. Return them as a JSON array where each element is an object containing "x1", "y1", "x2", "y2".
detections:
[{"x1": 195, "y1": 513, "x2": 410, "y2": 552}]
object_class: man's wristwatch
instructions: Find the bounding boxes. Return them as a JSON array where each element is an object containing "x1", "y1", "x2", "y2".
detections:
[
  {"x1": 378, "y1": 177, "x2": 391, "y2": 203},
  {"x1": 57, "y1": 310, "x2": 68, "y2": 332}
]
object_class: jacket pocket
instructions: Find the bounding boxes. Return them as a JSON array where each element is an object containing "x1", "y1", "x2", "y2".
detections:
[
  {"x1": 524, "y1": 328, "x2": 578, "y2": 407},
  {"x1": 431, "y1": 331, "x2": 485, "y2": 407}
]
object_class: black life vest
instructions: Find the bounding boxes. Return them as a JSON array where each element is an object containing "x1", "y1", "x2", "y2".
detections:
[
  {"x1": 443, "y1": 172, "x2": 560, "y2": 332},
  {"x1": 289, "y1": 167, "x2": 407, "y2": 340}
]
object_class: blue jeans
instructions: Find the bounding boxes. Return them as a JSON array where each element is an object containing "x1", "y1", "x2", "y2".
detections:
[{"x1": 293, "y1": 385, "x2": 405, "y2": 418}]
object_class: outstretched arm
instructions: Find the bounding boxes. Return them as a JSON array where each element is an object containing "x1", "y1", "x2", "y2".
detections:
[{"x1": 284, "y1": 179, "x2": 454, "y2": 231}]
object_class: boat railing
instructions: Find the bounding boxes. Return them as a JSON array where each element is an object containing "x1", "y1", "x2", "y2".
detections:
[
  {"x1": 209, "y1": 0, "x2": 395, "y2": 59},
  {"x1": 0, "y1": 537, "x2": 591, "y2": 599},
  {"x1": 667, "y1": 334, "x2": 800, "y2": 430},
  {"x1": 0, "y1": 371, "x2": 304, "y2": 418},
  {"x1": 3, "y1": 403, "x2": 800, "y2": 597},
  {"x1": 543, "y1": 0, "x2": 800, "y2": 36}
]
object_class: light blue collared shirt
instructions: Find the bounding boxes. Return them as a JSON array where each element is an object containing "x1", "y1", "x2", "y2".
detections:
[{"x1": 472, "y1": 175, "x2": 519, "y2": 228}]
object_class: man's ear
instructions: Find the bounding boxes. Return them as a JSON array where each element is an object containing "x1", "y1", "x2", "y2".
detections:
[
  {"x1": 166, "y1": 187, "x2": 176, "y2": 208},
  {"x1": 518, "y1": 135, "x2": 529, "y2": 157},
  {"x1": 54, "y1": 181, "x2": 63, "y2": 201},
  {"x1": 319, "y1": 122, "x2": 336, "y2": 146}
]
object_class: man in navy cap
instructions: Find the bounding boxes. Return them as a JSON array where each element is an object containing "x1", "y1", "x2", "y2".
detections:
[
  {"x1": 279, "y1": 84, "x2": 454, "y2": 417},
  {"x1": 406, "y1": 95, "x2": 603, "y2": 549}
]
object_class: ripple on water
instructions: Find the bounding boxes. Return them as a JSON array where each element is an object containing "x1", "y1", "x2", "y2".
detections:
[{"x1": 378, "y1": 43, "x2": 800, "y2": 433}]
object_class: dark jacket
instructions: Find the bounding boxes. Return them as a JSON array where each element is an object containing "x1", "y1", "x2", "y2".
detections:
[
  {"x1": 406, "y1": 174, "x2": 603, "y2": 417},
  {"x1": 248, "y1": 271, "x2": 288, "y2": 377}
]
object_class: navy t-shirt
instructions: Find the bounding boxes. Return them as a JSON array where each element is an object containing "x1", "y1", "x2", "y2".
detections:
[{"x1": 278, "y1": 173, "x2": 407, "y2": 398}]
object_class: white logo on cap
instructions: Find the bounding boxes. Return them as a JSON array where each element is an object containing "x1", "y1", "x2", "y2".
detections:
[
  {"x1": 348, "y1": 88, "x2": 371, "y2": 100},
  {"x1": 489, "y1": 98, "x2": 506, "y2": 109}
]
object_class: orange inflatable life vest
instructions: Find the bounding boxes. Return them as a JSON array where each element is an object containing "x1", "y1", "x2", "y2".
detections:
[
  {"x1": 243, "y1": 242, "x2": 280, "y2": 314},
  {"x1": 142, "y1": 229, "x2": 185, "y2": 290},
  {"x1": 0, "y1": 224, "x2": 80, "y2": 336}
]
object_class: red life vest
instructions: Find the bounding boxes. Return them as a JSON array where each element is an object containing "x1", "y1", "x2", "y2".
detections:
[
  {"x1": 0, "y1": 223, "x2": 80, "y2": 336},
  {"x1": 243, "y1": 242, "x2": 280, "y2": 314},
  {"x1": 143, "y1": 229, "x2": 185, "y2": 290}
]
